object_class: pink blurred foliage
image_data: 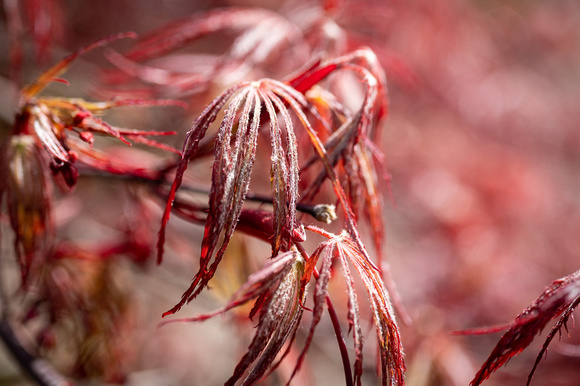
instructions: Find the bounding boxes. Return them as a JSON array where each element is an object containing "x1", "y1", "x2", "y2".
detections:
[{"x1": 1, "y1": 0, "x2": 580, "y2": 385}]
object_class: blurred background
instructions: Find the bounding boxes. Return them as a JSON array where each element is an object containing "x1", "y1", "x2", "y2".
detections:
[{"x1": 1, "y1": 0, "x2": 580, "y2": 385}]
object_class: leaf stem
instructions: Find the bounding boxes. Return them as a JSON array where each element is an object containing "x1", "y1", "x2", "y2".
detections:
[
  {"x1": 325, "y1": 294, "x2": 354, "y2": 386},
  {"x1": 295, "y1": 243, "x2": 353, "y2": 386}
]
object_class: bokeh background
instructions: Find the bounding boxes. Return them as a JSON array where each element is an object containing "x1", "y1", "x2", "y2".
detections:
[{"x1": 1, "y1": 0, "x2": 580, "y2": 385}]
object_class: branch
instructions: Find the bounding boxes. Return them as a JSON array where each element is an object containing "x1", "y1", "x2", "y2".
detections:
[{"x1": 0, "y1": 319, "x2": 73, "y2": 386}]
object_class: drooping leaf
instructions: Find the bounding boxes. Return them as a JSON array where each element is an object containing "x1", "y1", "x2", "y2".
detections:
[
  {"x1": 226, "y1": 253, "x2": 305, "y2": 386},
  {"x1": 160, "y1": 251, "x2": 305, "y2": 386},
  {"x1": 258, "y1": 82, "x2": 300, "y2": 256},
  {"x1": 160, "y1": 85, "x2": 263, "y2": 315},
  {"x1": 470, "y1": 270, "x2": 580, "y2": 386},
  {"x1": 157, "y1": 82, "x2": 248, "y2": 264},
  {"x1": 159, "y1": 80, "x2": 307, "y2": 315},
  {"x1": 287, "y1": 240, "x2": 335, "y2": 385},
  {"x1": 336, "y1": 239, "x2": 365, "y2": 386},
  {"x1": 336, "y1": 233, "x2": 405, "y2": 386}
]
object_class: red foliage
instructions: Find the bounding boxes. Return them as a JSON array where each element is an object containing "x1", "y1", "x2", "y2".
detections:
[{"x1": 1, "y1": 0, "x2": 580, "y2": 385}]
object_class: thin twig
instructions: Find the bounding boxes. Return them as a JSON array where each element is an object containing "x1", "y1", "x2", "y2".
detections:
[
  {"x1": 325, "y1": 295, "x2": 354, "y2": 386},
  {"x1": 76, "y1": 164, "x2": 337, "y2": 223},
  {"x1": 295, "y1": 243, "x2": 353, "y2": 386}
]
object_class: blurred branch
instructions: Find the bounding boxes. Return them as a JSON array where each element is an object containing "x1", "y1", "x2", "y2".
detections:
[
  {"x1": 0, "y1": 319, "x2": 73, "y2": 386},
  {"x1": 76, "y1": 164, "x2": 337, "y2": 224}
]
